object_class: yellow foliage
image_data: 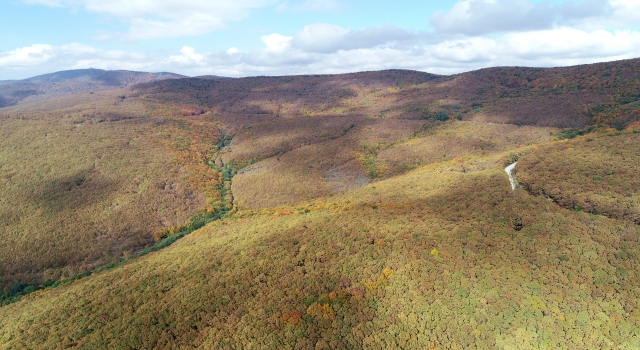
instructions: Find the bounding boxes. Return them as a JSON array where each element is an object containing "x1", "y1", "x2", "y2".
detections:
[
  {"x1": 382, "y1": 268, "x2": 395, "y2": 278},
  {"x1": 3, "y1": 63, "x2": 640, "y2": 348},
  {"x1": 362, "y1": 278, "x2": 379, "y2": 291},
  {"x1": 306, "y1": 303, "x2": 335, "y2": 319}
]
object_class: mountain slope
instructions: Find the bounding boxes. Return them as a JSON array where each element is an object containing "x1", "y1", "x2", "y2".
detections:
[
  {"x1": 1, "y1": 59, "x2": 640, "y2": 349},
  {"x1": 0, "y1": 69, "x2": 184, "y2": 108},
  {"x1": 1, "y1": 141, "x2": 639, "y2": 348},
  {"x1": 0, "y1": 88, "x2": 222, "y2": 290},
  {"x1": 2, "y1": 59, "x2": 639, "y2": 288},
  {"x1": 139, "y1": 58, "x2": 640, "y2": 130},
  {"x1": 133, "y1": 59, "x2": 640, "y2": 209}
]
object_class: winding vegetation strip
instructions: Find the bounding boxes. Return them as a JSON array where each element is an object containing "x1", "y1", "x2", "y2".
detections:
[
  {"x1": 0, "y1": 207, "x2": 230, "y2": 307},
  {"x1": 0, "y1": 134, "x2": 237, "y2": 307}
]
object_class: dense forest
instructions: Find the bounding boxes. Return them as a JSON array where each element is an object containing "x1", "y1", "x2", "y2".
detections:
[{"x1": 1, "y1": 58, "x2": 640, "y2": 348}]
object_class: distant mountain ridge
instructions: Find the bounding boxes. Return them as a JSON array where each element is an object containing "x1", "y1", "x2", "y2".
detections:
[
  {"x1": 0, "y1": 69, "x2": 184, "y2": 108},
  {"x1": 3, "y1": 57, "x2": 640, "y2": 128},
  {"x1": 139, "y1": 58, "x2": 640, "y2": 129}
]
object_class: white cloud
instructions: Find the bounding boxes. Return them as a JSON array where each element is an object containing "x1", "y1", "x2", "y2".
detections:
[
  {"x1": 196, "y1": 26, "x2": 640, "y2": 75},
  {"x1": 58, "y1": 43, "x2": 98, "y2": 55},
  {"x1": 0, "y1": 43, "x2": 155, "y2": 75},
  {"x1": 6, "y1": 1, "x2": 640, "y2": 79},
  {"x1": 261, "y1": 33, "x2": 293, "y2": 52},
  {"x1": 169, "y1": 46, "x2": 206, "y2": 65},
  {"x1": 0, "y1": 45, "x2": 56, "y2": 67},
  {"x1": 292, "y1": 23, "x2": 349, "y2": 52},
  {"x1": 431, "y1": 37, "x2": 498, "y2": 63},
  {"x1": 603, "y1": 0, "x2": 640, "y2": 27},
  {"x1": 501, "y1": 27, "x2": 640, "y2": 61},
  {"x1": 23, "y1": 0, "x2": 272, "y2": 40},
  {"x1": 291, "y1": 23, "x2": 419, "y2": 53},
  {"x1": 3, "y1": 24, "x2": 640, "y2": 80},
  {"x1": 430, "y1": 0, "x2": 612, "y2": 35},
  {"x1": 127, "y1": 15, "x2": 225, "y2": 40}
]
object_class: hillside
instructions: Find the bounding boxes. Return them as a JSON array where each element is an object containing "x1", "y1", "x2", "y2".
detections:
[
  {"x1": 0, "y1": 88, "x2": 225, "y2": 290},
  {"x1": 0, "y1": 69, "x2": 184, "y2": 108},
  {"x1": 142, "y1": 58, "x2": 640, "y2": 131},
  {"x1": 134, "y1": 59, "x2": 640, "y2": 208},
  {"x1": 1, "y1": 138, "x2": 640, "y2": 348},
  {"x1": 1, "y1": 59, "x2": 640, "y2": 348}
]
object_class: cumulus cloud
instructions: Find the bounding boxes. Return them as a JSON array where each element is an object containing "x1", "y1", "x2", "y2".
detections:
[
  {"x1": 169, "y1": 46, "x2": 206, "y2": 66},
  {"x1": 6, "y1": 0, "x2": 640, "y2": 79},
  {"x1": 23, "y1": 0, "x2": 271, "y2": 40},
  {"x1": 291, "y1": 23, "x2": 349, "y2": 52},
  {"x1": 290, "y1": 23, "x2": 419, "y2": 53},
  {"x1": 430, "y1": 0, "x2": 613, "y2": 35},
  {"x1": 242, "y1": 26, "x2": 640, "y2": 73},
  {"x1": 430, "y1": 37, "x2": 498, "y2": 63},
  {"x1": 0, "y1": 44, "x2": 56, "y2": 67},
  {"x1": 197, "y1": 27, "x2": 640, "y2": 74},
  {"x1": 501, "y1": 27, "x2": 640, "y2": 61},
  {"x1": 598, "y1": 0, "x2": 640, "y2": 28},
  {"x1": 0, "y1": 43, "x2": 156, "y2": 77},
  {"x1": 3, "y1": 24, "x2": 640, "y2": 80},
  {"x1": 261, "y1": 33, "x2": 293, "y2": 52}
]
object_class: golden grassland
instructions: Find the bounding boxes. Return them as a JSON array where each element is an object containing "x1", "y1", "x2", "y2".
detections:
[{"x1": 1, "y1": 146, "x2": 639, "y2": 348}]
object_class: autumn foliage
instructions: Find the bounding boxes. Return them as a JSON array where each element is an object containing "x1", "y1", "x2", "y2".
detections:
[{"x1": 2, "y1": 59, "x2": 640, "y2": 349}]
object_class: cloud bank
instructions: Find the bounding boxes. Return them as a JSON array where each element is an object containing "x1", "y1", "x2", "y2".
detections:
[{"x1": 3, "y1": 0, "x2": 640, "y2": 79}]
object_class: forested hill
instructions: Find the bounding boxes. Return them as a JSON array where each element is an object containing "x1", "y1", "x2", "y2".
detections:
[
  {"x1": 0, "y1": 69, "x2": 183, "y2": 108},
  {"x1": 1, "y1": 58, "x2": 640, "y2": 349},
  {"x1": 139, "y1": 57, "x2": 640, "y2": 130}
]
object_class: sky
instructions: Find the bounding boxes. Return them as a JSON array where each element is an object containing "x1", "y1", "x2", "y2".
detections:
[{"x1": 1, "y1": 0, "x2": 640, "y2": 79}]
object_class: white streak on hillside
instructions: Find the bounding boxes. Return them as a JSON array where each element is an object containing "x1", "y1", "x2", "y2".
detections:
[{"x1": 505, "y1": 162, "x2": 518, "y2": 190}]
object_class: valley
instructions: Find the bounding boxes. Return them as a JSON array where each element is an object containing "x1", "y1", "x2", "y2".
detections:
[{"x1": 0, "y1": 59, "x2": 639, "y2": 348}]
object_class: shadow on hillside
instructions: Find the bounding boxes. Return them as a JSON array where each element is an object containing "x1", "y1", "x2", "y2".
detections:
[
  {"x1": 0, "y1": 93, "x2": 11, "y2": 108},
  {"x1": 29, "y1": 169, "x2": 119, "y2": 213},
  {"x1": 425, "y1": 172, "x2": 517, "y2": 218}
]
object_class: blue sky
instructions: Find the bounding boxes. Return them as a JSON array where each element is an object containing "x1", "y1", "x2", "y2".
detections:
[{"x1": 1, "y1": 0, "x2": 640, "y2": 79}]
